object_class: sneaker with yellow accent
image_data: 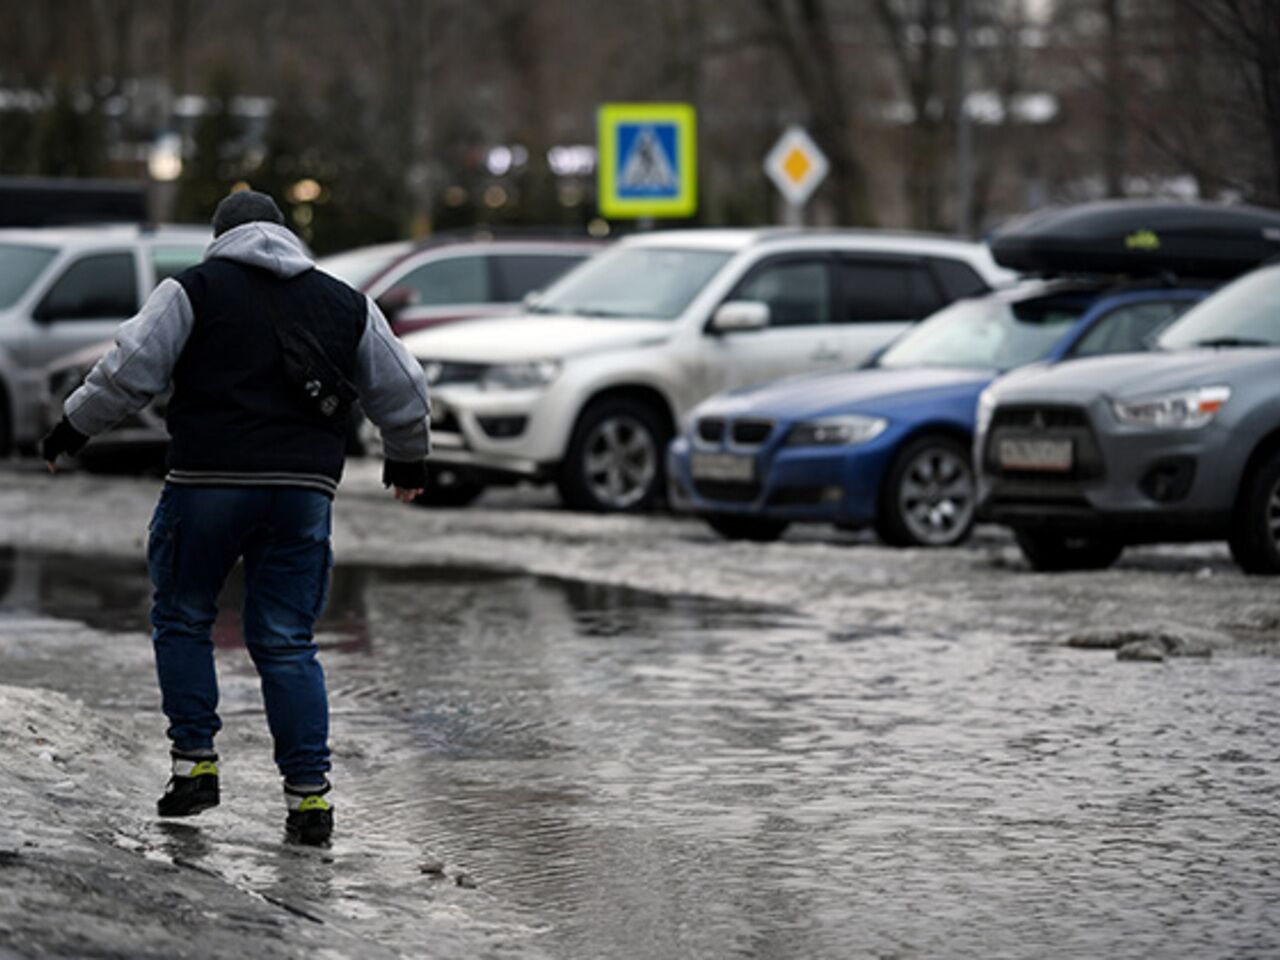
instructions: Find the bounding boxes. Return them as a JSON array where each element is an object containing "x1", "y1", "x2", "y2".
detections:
[
  {"x1": 284, "y1": 779, "x2": 333, "y2": 846},
  {"x1": 157, "y1": 751, "x2": 220, "y2": 818}
]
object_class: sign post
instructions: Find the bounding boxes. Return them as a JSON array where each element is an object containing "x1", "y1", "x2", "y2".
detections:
[
  {"x1": 763, "y1": 125, "x2": 829, "y2": 226},
  {"x1": 597, "y1": 103, "x2": 697, "y2": 221}
]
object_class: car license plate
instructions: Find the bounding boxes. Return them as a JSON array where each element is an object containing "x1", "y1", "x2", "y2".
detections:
[
  {"x1": 690, "y1": 451, "x2": 755, "y2": 482},
  {"x1": 998, "y1": 437, "x2": 1073, "y2": 472}
]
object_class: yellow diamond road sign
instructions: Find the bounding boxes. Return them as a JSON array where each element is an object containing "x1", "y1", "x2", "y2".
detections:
[{"x1": 764, "y1": 125, "x2": 829, "y2": 207}]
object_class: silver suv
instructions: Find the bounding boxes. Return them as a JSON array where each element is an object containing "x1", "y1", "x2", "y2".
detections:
[
  {"x1": 0, "y1": 224, "x2": 209, "y2": 453},
  {"x1": 401, "y1": 228, "x2": 1011, "y2": 510},
  {"x1": 977, "y1": 261, "x2": 1280, "y2": 574}
]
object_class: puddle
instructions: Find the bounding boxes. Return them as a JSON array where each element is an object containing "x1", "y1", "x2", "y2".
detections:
[{"x1": 3, "y1": 547, "x2": 1280, "y2": 958}]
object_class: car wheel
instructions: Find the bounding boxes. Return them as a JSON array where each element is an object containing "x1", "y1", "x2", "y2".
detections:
[
  {"x1": 1014, "y1": 529, "x2": 1124, "y2": 572},
  {"x1": 704, "y1": 514, "x2": 790, "y2": 542},
  {"x1": 558, "y1": 398, "x2": 667, "y2": 512},
  {"x1": 875, "y1": 435, "x2": 976, "y2": 547},
  {"x1": 1228, "y1": 449, "x2": 1280, "y2": 575},
  {"x1": 413, "y1": 465, "x2": 485, "y2": 508}
]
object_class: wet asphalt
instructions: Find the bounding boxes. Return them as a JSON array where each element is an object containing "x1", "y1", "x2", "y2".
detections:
[{"x1": 1, "y1": 465, "x2": 1279, "y2": 958}]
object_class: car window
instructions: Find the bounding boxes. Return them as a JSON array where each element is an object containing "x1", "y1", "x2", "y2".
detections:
[
  {"x1": 151, "y1": 247, "x2": 205, "y2": 285},
  {"x1": 732, "y1": 259, "x2": 830, "y2": 327},
  {"x1": 1159, "y1": 265, "x2": 1280, "y2": 348},
  {"x1": 492, "y1": 253, "x2": 587, "y2": 302},
  {"x1": 34, "y1": 252, "x2": 138, "y2": 322},
  {"x1": 878, "y1": 295, "x2": 1088, "y2": 370},
  {"x1": 395, "y1": 255, "x2": 490, "y2": 306},
  {"x1": 0, "y1": 243, "x2": 58, "y2": 309},
  {"x1": 839, "y1": 260, "x2": 941, "y2": 322},
  {"x1": 1070, "y1": 300, "x2": 1189, "y2": 358},
  {"x1": 532, "y1": 246, "x2": 731, "y2": 320},
  {"x1": 930, "y1": 257, "x2": 989, "y2": 300}
]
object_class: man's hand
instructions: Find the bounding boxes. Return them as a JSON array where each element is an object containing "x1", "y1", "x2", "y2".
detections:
[
  {"x1": 41, "y1": 417, "x2": 89, "y2": 475},
  {"x1": 393, "y1": 487, "x2": 423, "y2": 504}
]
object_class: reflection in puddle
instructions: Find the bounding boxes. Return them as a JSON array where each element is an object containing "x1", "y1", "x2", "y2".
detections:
[{"x1": 3, "y1": 546, "x2": 1280, "y2": 958}]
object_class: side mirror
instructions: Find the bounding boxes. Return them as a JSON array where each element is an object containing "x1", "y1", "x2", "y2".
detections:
[
  {"x1": 709, "y1": 300, "x2": 770, "y2": 334},
  {"x1": 375, "y1": 286, "x2": 417, "y2": 323}
]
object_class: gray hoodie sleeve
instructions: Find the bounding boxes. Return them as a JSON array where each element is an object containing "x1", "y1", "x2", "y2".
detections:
[
  {"x1": 354, "y1": 296, "x2": 431, "y2": 462},
  {"x1": 63, "y1": 278, "x2": 194, "y2": 436}
]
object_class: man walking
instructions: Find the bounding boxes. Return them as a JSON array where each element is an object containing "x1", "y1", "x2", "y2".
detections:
[{"x1": 41, "y1": 190, "x2": 431, "y2": 845}]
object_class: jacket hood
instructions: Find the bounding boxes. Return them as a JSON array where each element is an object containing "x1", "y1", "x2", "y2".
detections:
[{"x1": 205, "y1": 221, "x2": 314, "y2": 278}]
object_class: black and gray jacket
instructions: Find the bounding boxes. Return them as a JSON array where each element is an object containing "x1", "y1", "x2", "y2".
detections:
[{"x1": 63, "y1": 222, "x2": 430, "y2": 497}]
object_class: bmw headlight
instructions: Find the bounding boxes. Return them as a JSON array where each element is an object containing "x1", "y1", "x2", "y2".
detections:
[
  {"x1": 479, "y1": 359, "x2": 561, "y2": 391},
  {"x1": 1112, "y1": 385, "x2": 1231, "y2": 429},
  {"x1": 786, "y1": 415, "x2": 887, "y2": 446}
]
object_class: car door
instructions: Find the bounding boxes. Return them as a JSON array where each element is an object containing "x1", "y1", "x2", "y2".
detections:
[
  {"x1": 831, "y1": 255, "x2": 946, "y2": 361},
  {"x1": 702, "y1": 253, "x2": 839, "y2": 393},
  {"x1": 22, "y1": 249, "x2": 141, "y2": 371},
  {"x1": 375, "y1": 252, "x2": 495, "y2": 334}
]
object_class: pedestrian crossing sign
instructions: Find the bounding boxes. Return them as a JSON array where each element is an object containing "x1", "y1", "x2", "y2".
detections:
[{"x1": 597, "y1": 103, "x2": 697, "y2": 219}]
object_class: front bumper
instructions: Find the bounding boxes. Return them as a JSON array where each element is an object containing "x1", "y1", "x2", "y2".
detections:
[
  {"x1": 977, "y1": 397, "x2": 1241, "y2": 540},
  {"x1": 667, "y1": 430, "x2": 898, "y2": 525},
  {"x1": 423, "y1": 385, "x2": 570, "y2": 482}
]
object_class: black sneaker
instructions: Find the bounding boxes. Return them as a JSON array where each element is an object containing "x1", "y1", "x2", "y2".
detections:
[
  {"x1": 157, "y1": 751, "x2": 220, "y2": 818},
  {"x1": 284, "y1": 779, "x2": 334, "y2": 846}
]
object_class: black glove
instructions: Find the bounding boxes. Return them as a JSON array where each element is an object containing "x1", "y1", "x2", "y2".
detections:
[
  {"x1": 41, "y1": 417, "x2": 89, "y2": 464},
  {"x1": 383, "y1": 459, "x2": 428, "y2": 489}
]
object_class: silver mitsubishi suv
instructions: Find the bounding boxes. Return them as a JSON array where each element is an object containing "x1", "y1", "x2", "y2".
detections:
[{"x1": 977, "y1": 260, "x2": 1280, "y2": 574}]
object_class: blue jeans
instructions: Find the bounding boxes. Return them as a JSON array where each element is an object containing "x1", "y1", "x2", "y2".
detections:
[{"x1": 148, "y1": 484, "x2": 333, "y2": 783}]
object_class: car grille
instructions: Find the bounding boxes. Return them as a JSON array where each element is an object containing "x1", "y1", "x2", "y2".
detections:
[
  {"x1": 731, "y1": 418, "x2": 775, "y2": 446},
  {"x1": 697, "y1": 417, "x2": 726, "y2": 443},
  {"x1": 693, "y1": 480, "x2": 761, "y2": 503},
  {"x1": 985, "y1": 404, "x2": 1104, "y2": 482},
  {"x1": 422, "y1": 360, "x2": 486, "y2": 387}
]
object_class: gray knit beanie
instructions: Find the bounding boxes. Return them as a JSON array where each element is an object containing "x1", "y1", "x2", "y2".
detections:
[{"x1": 211, "y1": 190, "x2": 285, "y2": 237}]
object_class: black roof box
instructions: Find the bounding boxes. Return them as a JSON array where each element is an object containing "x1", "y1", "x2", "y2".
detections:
[{"x1": 989, "y1": 200, "x2": 1280, "y2": 279}]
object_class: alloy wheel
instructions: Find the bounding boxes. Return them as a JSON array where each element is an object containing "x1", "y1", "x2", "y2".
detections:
[
  {"x1": 896, "y1": 445, "x2": 976, "y2": 546},
  {"x1": 582, "y1": 414, "x2": 657, "y2": 510}
]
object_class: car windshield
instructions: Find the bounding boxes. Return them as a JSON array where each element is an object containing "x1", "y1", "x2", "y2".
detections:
[
  {"x1": 1158, "y1": 265, "x2": 1280, "y2": 349},
  {"x1": 876, "y1": 295, "x2": 1088, "y2": 370},
  {"x1": 0, "y1": 243, "x2": 58, "y2": 309},
  {"x1": 319, "y1": 243, "x2": 411, "y2": 289},
  {"x1": 531, "y1": 246, "x2": 732, "y2": 320}
]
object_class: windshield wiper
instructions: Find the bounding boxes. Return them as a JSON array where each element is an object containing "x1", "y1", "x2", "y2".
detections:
[{"x1": 1194, "y1": 336, "x2": 1273, "y2": 348}]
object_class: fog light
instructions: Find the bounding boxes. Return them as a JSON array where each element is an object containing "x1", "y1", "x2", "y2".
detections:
[
  {"x1": 477, "y1": 415, "x2": 528, "y2": 439},
  {"x1": 1139, "y1": 457, "x2": 1196, "y2": 502}
]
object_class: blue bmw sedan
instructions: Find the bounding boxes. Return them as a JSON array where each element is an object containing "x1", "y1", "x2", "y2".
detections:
[{"x1": 668, "y1": 280, "x2": 1209, "y2": 545}]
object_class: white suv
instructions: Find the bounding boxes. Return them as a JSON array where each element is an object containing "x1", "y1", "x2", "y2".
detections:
[
  {"x1": 0, "y1": 224, "x2": 209, "y2": 454},
  {"x1": 401, "y1": 228, "x2": 1011, "y2": 511}
]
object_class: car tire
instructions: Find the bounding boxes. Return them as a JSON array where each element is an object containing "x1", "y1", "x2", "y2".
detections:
[
  {"x1": 1013, "y1": 528, "x2": 1124, "y2": 572},
  {"x1": 875, "y1": 434, "x2": 977, "y2": 547},
  {"x1": 413, "y1": 465, "x2": 485, "y2": 508},
  {"x1": 704, "y1": 515, "x2": 790, "y2": 543},
  {"x1": 557, "y1": 398, "x2": 668, "y2": 512},
  {"x1": 1228, "y1": 449, "x2": 1280, "y2": 575}
]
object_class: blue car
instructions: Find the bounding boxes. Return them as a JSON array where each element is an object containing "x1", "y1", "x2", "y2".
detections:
[{"x1": 667, "y1": 279, "x2": 1210, "y2": 545}]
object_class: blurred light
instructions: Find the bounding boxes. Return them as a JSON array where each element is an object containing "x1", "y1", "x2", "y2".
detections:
[
  {"x1": 443, "y1": 185, "x2": 468, "y2": 207},
  {"x1": 292, "y1": 203, "x2": 313, "y2": 226},
  {"x1": 587, "y1": 218, "x2": 610, "y2": 238},
  {"x1": 147, "y1": 133, "x2": 183, "y2": 182},
  {"x1": 289, "y1": 178, "x2": 322, "y2": 203},
  {"x1": 230, "y1": 181, "x2": 252, "y2": 194},
  {"x1": 483, "y1": 185, "x2": 509, "y2": 208},
  {"x1": 486, "y1": 146, "x2": 514, "y2": 176},
  {"x1": 511, "y1": 145, "x2": 529, "y2": 167},
  {"x1": 557, "y1": 184, "x2": 583, "y2": 207},
  {"x1": 548, "y1": 145, "x2": 596, "y2": 177}
]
